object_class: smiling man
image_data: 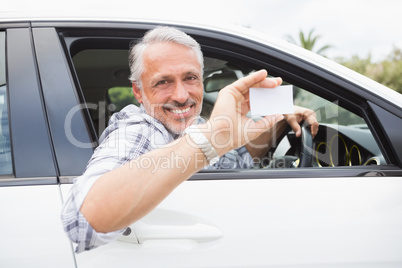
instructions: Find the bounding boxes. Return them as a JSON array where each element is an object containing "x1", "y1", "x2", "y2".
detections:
[
  {"x1": 131, "y1": 40, "x2": 204, "y2": 135},
  {"x1": 61, "y1": 26, "x2": 318, "y2": 253}
]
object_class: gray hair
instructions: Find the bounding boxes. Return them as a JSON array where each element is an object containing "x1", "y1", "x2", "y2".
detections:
[{"x1": 128, "y1": 26, "x2": 204, "y2": 88}]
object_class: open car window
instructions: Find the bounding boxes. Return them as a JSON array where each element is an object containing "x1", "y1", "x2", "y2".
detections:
[{"x1": 71, "y1": 42, "x2": 386, "y2": 171}]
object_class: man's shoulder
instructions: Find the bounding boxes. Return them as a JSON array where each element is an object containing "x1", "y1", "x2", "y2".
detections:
[
  {"x1": 97, "y1": 105, "x2": 147, "y2": 141},
  {"x1": 103, "y1": 104, "x2": 170, "y2": 139},
  {"x1": 109, "y1": 104, "x2": 143, "y2": 122}
]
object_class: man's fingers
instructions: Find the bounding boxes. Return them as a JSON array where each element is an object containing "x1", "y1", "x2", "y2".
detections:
[
  {"x1": 228, "y1": 70, "x2": 282, "y2": 95},
  {"x1": 230, "y1": 70, "x2": 267, "y2": 94},
  {"x1": 307, "y1": 115, "x2": 319, "y2": 137},
  {"x1": 286, "y1": 115, "x2": 302, "y2": 137},
  {"x1": 288, "y1": 106, "x2": 319, "y2": 137},
  {"x1": 257, "y1": 114, "x2": 284, "y2": 129},
  {"x1": 259, "y1": 77, "x2": 283, "y2": 89},
  {"x1": 302, "y1": 108, "x2": 319, "y2": 137}
]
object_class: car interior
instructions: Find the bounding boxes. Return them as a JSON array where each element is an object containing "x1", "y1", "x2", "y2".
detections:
[{"x1": 70, "y1": 39, "x2": 386, "y2": 170}]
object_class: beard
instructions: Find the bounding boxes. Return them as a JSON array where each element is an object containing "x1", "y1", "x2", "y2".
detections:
[{"x1": 141, "y1": 94, "x2": 202, "y2": 135}]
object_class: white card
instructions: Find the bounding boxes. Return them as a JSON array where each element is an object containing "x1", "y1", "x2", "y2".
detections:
[{"x1": 250, "y1": 85, "x2": 294, "y2": 116}]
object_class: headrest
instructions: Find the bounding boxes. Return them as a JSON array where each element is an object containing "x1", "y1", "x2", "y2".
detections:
[{"x1": 204, "y1": 70, "x2": 240, "y2": 93}]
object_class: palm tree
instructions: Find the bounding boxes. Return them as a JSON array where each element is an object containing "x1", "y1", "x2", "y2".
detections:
[{"x1": 286, "y1": 29, "x2": 332, "y2": 56}]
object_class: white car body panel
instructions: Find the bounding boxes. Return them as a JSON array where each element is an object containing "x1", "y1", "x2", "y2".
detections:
[
  {"x1": 62, "y1": 177, "x2": 402, "y2": 267},
  {"x1": 0, "y1": 185, "x2": 76, "y2": 267}
]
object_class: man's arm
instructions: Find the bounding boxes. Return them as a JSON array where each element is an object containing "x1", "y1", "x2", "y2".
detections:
[
  {"x1": 80, "y1": 70, "x2": 284, "y2": 233},
  {"x1": 80, "y1": 136, "x2": 208, "y2": 232}
]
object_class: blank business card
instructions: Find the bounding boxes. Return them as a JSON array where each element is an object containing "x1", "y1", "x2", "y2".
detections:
[{"x1": 250, "y1": 85, "x2": 294, "y2": 116}]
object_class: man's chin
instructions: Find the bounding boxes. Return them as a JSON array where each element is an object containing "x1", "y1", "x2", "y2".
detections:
[
  {"x1": 165, "y1": 126, "x2": 186, "y2": 135},
  {"x1": 164, "y1": 119, "x2": 194, "y2": 135}
]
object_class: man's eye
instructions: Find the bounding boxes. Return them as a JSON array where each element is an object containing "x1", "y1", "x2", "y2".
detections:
[
  {"x1": 185, "y1": 76, "x2": 198, "y2": 81},
  {"x1": 155, "y1": 80, "x2": 168, "y2": 87}
]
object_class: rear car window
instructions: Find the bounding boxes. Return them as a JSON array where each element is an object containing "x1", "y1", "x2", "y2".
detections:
[
  {"x1": 0, "y1": 31, "x2": 12, "y2": 175},
  {"x1": 108, "y1": 86, "x2": 139, "y2": 112}
]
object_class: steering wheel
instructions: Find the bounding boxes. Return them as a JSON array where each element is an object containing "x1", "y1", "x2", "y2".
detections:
[
  {"x1": 265, "y1": 124, "x2": 314, "y2": 168},
  {"x1": 298, "y1": 124, "x2": 314, "y2": 167}
]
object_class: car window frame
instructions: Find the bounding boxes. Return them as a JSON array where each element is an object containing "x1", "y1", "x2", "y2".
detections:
[
  {"x1": 0, "y1": 26, "x2": 58, "y2": 186},
  {"x1": 52, "y1": 22, "x2": 402, "y2": 181},
  {"x1": 32, "y1": 27, "x2": 95, "y2": 180}
]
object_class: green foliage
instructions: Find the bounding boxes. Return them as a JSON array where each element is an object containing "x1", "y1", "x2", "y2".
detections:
[
  {"x1": 337, "y1": 54, "x2": 373, "y2": 74},
  {"x1": 337, "y1": 47, "x2": 402, "y2": 94},
  {"x1": 108, "y1": 87, "x2": 139, "y2": 112},
  {"x1": 376, "y1": 48, "x2": 402, "y2": 93},
  {"x1": 286, "y1": 29, "x2": 332, "y2": 56},
  {"x1": 287, "y1": 28, "x2": 402, "y2": 94}
]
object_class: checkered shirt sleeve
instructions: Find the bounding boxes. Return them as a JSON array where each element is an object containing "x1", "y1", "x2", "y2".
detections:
[{"x1": 61, "y1": 105, "x2": 253, "y2": 253}]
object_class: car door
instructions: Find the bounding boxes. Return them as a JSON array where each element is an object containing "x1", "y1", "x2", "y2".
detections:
[
  {"x1": 50, "y1": 21, "x2": 402, "y2": 267},
  {"x1": 0, "y1": 24, "x2": 76, "y2": 267}
]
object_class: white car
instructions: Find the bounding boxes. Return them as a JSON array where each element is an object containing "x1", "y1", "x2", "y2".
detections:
[{"x1": 1, "y1": 16, "x2": 402, "y2": 267}]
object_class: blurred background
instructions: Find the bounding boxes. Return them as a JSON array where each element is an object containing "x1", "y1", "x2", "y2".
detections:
[{"x1": 2, "y1": 0, "x2": 401, "y2": 93}]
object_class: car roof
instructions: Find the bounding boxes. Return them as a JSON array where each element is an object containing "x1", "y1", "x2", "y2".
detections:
[{"x1": 1, "y1": 13, "x2": 402, "y2": 108}]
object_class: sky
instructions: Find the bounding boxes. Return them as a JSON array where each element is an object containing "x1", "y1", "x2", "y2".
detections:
[{"x1": 2, "y1": 0, "x2": 402, "y2": 62}]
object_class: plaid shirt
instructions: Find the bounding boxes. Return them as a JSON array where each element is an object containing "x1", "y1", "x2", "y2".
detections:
[{"x1": 61, "y1": 105, "x2": 253, "y2": 253}]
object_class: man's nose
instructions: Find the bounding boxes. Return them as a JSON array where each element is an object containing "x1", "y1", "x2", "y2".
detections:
[{"x1": 171, "y1": 82, "x2": 189, "y2": 103}]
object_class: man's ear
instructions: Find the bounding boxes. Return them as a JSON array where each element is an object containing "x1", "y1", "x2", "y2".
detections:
[{"x1": 132, "y1": 82, "x2": 143, "y2": 104}]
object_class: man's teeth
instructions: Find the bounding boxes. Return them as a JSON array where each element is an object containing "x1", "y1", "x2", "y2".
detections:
[{"x1": 171, "y1": 107, "x2": 190, "y2": 114}]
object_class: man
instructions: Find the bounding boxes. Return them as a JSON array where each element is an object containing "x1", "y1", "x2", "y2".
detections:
[{"x1": 61, "y1": 26, "x2": 318, "y2": 253}]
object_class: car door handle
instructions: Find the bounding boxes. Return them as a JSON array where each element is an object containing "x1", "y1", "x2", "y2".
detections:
[
  {"x1": 134, "y1": 220, "x2": 223, "y2": 243},
  {"x1": 118, "y1": 209, "x2": 223, "y2": 244}
]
